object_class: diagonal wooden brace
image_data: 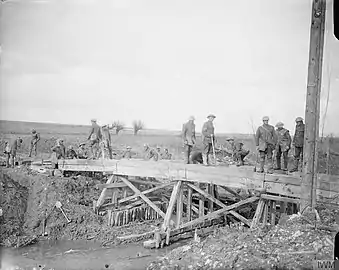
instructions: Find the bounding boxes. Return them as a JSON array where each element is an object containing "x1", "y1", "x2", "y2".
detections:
[
  {"x1": 119, "y1": 176, "x2": 166, "y2": 218},
  {"x1": 186, "y1": 183, "x2": 251, "y2": 226}
]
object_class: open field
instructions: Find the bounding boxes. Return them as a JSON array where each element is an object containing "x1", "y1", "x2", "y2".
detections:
[{"x1": 0, "y1": 120, "x2": 338, "y2": 174}]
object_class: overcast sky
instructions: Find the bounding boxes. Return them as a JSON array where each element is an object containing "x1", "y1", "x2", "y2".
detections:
[{"x1": 0, "y1": 0, "x2": 338, "y2": 134}]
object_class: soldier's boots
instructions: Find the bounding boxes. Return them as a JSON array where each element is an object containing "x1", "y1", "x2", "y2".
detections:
[
  {"x1": 282, "y1": 159, "x2": 288, "y2": 171},
  {"x1": 202, "y1": 154, "x2": 208, "y2": 166},
  {"x1": 289, "y1": 159, "x2": 299, "y2": 172},
  {"x1": 267, "y1": 159, "x2": 274, "y2": 174},
  {"x1": 257, "y1": 160, "x2": 265, "y2": 173},
  {"x1": 274, "y1": 157, "x2": 281, "y2": 170}
]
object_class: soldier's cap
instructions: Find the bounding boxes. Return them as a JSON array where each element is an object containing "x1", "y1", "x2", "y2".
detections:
[
  {"x1": 79, "y1": 142, "x2": 86, "y2": 147},
  {"x1": 226, "y1": 137, "x2": 234, "y2": 141},
  {"x1": 91, "y1": 119, "x2": 97, "y2": 122},
  {"x1": 188, "y1": 116, "x2": 195, "y2": 121},
  {"x1": 126, "y1": 146, "x2": 132, "y2": 149},
  {"x1": 207, "y1": 114, "x2": 216, "y2": 119},
  {"x1": 295, "y1": 117, "x2": 303, "y2": 122},
  {"x1": 275, "y1": 122, "x2": 284, "y2": 128},
  {"x1": 262, "y1": 116, "x2": 269, "y2": 121}
]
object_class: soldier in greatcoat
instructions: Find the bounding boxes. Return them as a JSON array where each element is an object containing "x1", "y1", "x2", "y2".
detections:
[
  {"x1": 201, "y1": 114, "x2": 216, "y2": 166},
  {"x1": 255, "y1": 116, "x2": 277, "y2": 173},
  {"x1": 6, "y1": 137, "x2": 23, "y2": 168},
  {"x1": 28, "y1": 129, "x2": 40, "y2": 157},
  {"x1": 101, "y1": 124, "x2": 113, "y2": 159},
  {"x1": 77, "y1": 142, "x2": 88, "y2": 159},
  {"x1": 289, "y1": 117, "x2": 305, "y2": 172},
  {"x1": 87, "y1": 119, "x2": 102, "y2": 159},
  {"x1": 51, "y1": 139, "x2": 65, "y2": 169},
  {"x1": 274, "y1": 122, "x2": 291, "y2": 171},
  {"x1": 182, "y1": 116, "x2": 196, "y2": 164}
]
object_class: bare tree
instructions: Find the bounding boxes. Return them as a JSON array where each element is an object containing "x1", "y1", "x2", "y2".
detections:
[
  {"x1": 132, "y1": 120, "x2": 144, "y2": 135},
  {"x1": 111, "y1": 121, "x2": 125, "y2": 135}
]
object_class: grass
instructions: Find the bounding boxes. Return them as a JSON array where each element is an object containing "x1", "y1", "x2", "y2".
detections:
[{"x1": 0, "y1": 120, "x2": 338, "y2": 175}]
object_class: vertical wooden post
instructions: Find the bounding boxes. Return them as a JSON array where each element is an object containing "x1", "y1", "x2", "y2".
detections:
[
  {"x1": 199, "y1": 184, "x2": 205, "y2": 217},
  {"x1": 208, "y1": 184, "x2": 214, "y2": 212},
  {"x1": 302, "y1": 0, "x2": 326, "y2": 211},
  {"x1": 187, "y1": 186, "x2": 192, "y2": 221},
  {"x1": 176, "y1": 185, "x2": 183, "y2": 228},
  {"x1": 271, "y1": 201, "x2": 276, "y2": 225},
  {"x1": 162, "y1": 181, "x2": 182, "y2": 231}
]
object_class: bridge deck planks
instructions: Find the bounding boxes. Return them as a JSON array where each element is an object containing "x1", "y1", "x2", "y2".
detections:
[{"x1": 58, "y1": 159, "x2": 339, "y2": 201}]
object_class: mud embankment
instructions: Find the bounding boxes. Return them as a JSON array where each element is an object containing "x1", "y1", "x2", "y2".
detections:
[{"x1": 0, "y1": 167, "x2": 159, "y2": 249}]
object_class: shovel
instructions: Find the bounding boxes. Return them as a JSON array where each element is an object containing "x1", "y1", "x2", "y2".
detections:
[
  {"x1": 55, "y1": 201, "x2": 71, "y2": 223},
  {"x1": 211, "y1": 135, "x2": 217, "y2": 166}
]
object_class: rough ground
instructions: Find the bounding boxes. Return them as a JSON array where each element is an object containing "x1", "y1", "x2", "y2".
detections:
[
  {"x1": 147, "y1": 208, "x2": 339, "y2": 270},
  {"x1": 0, "y1": 166, "x2": 160, "y2": 248}
]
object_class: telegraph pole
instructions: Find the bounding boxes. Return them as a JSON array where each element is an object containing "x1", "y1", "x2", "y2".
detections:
[{"x1": 301, "y1": 0, "x2": 326, "y2": 211}]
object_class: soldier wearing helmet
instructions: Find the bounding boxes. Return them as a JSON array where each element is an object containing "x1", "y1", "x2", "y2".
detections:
[
  {"x1": 255, "y1": 116, "x2": 277, "y2": 173},
  {"x1": 274, "y1": 122, "x2": 291, "y2": 171},
  {"x1": 201, "y1": 114, "x2": 216, "y2": 166},
  {"x1": 51, "y1": 139, "x2": 65, "y2": 169},
  {"x1": 290, "y1": 117, "x2": 305, "y2": 172},
  {"x1": 226, "y1": 137, "x2": 249, "y2": 166},
  {"x1": 7, "y1": 137, "x2": 23, "y2": 168},
  {"x1": 182, "y1": 116, "x2": 196, "y2": 164},
  {"x1": 122, "y1": 146, "x2": 133, "y2": 159},
  {"x1": 66, "y1": 145, "x2": 77, "y2": 159},
  {"x1": 161, "y1": 148, "x2": 172, "y2": 160},
  {"x1": 77, "y1": 142, "x2": 88, "y2": 159},
  {"x1": 28, "y1": 128, "x2": 40, "y2": 157},
  {"x1": 88, "y1": 119, "x2": 102, "y2": 159}
]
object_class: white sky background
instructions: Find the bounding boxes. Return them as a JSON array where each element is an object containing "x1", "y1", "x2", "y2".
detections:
[{"x1": 0, "y1": 0, "x2": 338, "y2": 134}]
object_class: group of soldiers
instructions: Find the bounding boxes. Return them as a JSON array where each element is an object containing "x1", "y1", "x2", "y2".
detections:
[
  {"x1": 3, "y1": 116, "x2": 305, "y2": 173},
  {"x1": 181, "y1": 114, "x2": 305, "y2": 173}
]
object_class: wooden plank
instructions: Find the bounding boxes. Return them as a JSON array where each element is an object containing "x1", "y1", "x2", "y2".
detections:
[
  {"x1": 162, "y1": 181, "x2": 182, "y2": 230},
  {"x1": 97, "y1": 183, "x2": 127, "y2": 189},
  {"x1": 263, "y1": 201, "x2": 268, "y2": 226},
  {"x1": 208, "y1": 184, "x2": 213, "y2": 212},
  {"x1": 128, "y1": 178, "x2": 163, "y2": 186},
  {"x1": 251, "y1": 199, "x2": 265, "y2": 228},
  {"x1": 177, "y1": 196, "x2": 259, "y2": 230},
  {"x1": 96, "y1": 175, "x2": 115, "y2": 208},
  {"x1": 199, "y1": 184, "x2": 204, "y2": 217},
  {"x1": 264, "y1": 182, "x2": 301, "y2": 198},
  {"x1": 261, "y1": 194, "x2": 300, "y2": 204},
  {"x1": 176, "y1": 186, "x2": 183, "y2": 228},
  {"x1": 118, "y1": 182, "x2": 174, "y2": 204},
  {"x1": 187, "y1": 186, "x2": 192, "y2": 221},
  {"x1": 119, "y1": 177, "x2": 166, "y2": 218},
  {"x1": 271, "y1": 201, "x2": 276, "y2": 225}
]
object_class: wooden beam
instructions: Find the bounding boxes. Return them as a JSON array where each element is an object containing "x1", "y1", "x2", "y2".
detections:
[
  {"x1": 97, "y1": 183, "x2": 127, "y2": 189},
  {"x1": 219, "y1": 185, "x2": 244, "y2": 200},
  {"x1": 96, "y1": 175, "x2": 115, "y2": 209},
  {"x1": 271, "y1": 201, "x2": 276, "y2": 225},
  {"x1": 187, "y1": 186, "x2": 192, "y2": 221},
  {"x1": 261, "y1": 194, "x2": 300, "y2": 204},
  {"x1": 251, "y1": 199, "x2": 265, "y2": 229},
  {"x1": 302, "y1": 0, "x2": 327, "y2": 211},
  {"x1": 176, "y1": 186, "x2": 183, "y2": 228},
  {"x1": 118, "y1": 177, "x2": 166, "y2": 218},
  {"x1": 118, "y1": 182, "x2": 174, "y2": 204},
  {"x1": 162, "y1": 181, "x2": 182, "y2": 230}
]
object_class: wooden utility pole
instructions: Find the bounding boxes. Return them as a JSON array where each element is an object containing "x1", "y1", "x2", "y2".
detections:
[{"x1": 301, "y1": 0, "x2": 326, "y2": 211}]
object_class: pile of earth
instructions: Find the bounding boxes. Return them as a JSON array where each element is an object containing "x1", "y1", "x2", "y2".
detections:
[
  {"x1": 147, "y1": 208, "x2": 339, "y2": 270},
  {"x1": 0, "y1": 166, "x2": 160, "y2": 248}
]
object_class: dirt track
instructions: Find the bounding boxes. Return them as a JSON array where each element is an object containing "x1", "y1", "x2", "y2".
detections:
[{"x1": 0, "y1": 166, "x2": 160, "y2": 249}]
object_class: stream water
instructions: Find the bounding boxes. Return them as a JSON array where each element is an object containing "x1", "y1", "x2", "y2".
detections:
[{"x1": 1, "y1": 240, "x2": 184, "y2": 270}]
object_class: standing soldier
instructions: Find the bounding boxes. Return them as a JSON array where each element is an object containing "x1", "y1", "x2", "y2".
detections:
[
  {"x1": 156, "y1": 146, "x2": 162, "y2": 160},
  {"x1": 290, "y1": 117, "x2": 305, "y2": 172},
  {"x1": 51, "y1": 139, "x2": 65, "y2": 169},
  {"x1": 255, "y1": 116, "x2": 277, "y2": 173},
  {"x1": 274, "y1": 122, "x2": 291, "y2": 171},
  {"x1": 28, "y1": 129, "x2": 40, "y2": 157},
  {"x1": 4, "y1": 141, "x2": 10, "y2": 167},
  {"x1": 101, "y1": 124, "x2": 113, "y2": 159},
  {"x1": 161, "y1": 148, "x2": 172, "y2": 160},
  {"x1": 87, "y1": 119, "x2": 102, "y2": 159},
  {"x1": 201, "y1": 114, "x2": 216, "y2": 166},
  {"x1": 7, "y1": 137, "x2": 23, "y2": 168},
  {"x1": 182, "y1": 116, "x2": 196, "y2": 164}
]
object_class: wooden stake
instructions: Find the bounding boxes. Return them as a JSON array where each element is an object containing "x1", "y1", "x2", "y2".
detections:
[
  {"x1": 187, "y1": 186, "x2": 192, "y2": 221},
  {"x1": 162, "y1": 181, "x2": 182, "y2": 230},
  {"x1": 271, "y1": 201, "x2": 276, "y2": 225},
  {"x1": 176, "y1": 185, "x2": 183, "y2": 228},
  {"x1": 251, "y1": 199, "x2": 265, "y2": 229},
  {"x1": 96, "y1": 175, "x2": 115, "y2": 209},
  {"x1": 326, "y1": 136, "x2": 331, "y2": 175},
  {"x1": 208, "y1": 184, "x2": 214, "y2": 212},
  {"x1": 301, "y1": 0, "x2": 326, "y2": 211},
  {"x1": 199, "y1": 183, "x2": 204, "y2": 217},
  {"x1": 263, "y1": 201, "x2": 268, "y2": 226}
]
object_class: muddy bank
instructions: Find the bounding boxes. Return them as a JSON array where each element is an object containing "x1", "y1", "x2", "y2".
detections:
[
  {"x1": 0, "y1": 167, "x2": 159, "y2": 248},
  {"x1": 147, "y1": 209, "x2": 339, "y2": 270}
]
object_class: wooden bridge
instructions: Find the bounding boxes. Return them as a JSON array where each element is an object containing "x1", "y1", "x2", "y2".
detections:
[{"x1": 58, "y1": 159, "x2": 339, "y2": 248}]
